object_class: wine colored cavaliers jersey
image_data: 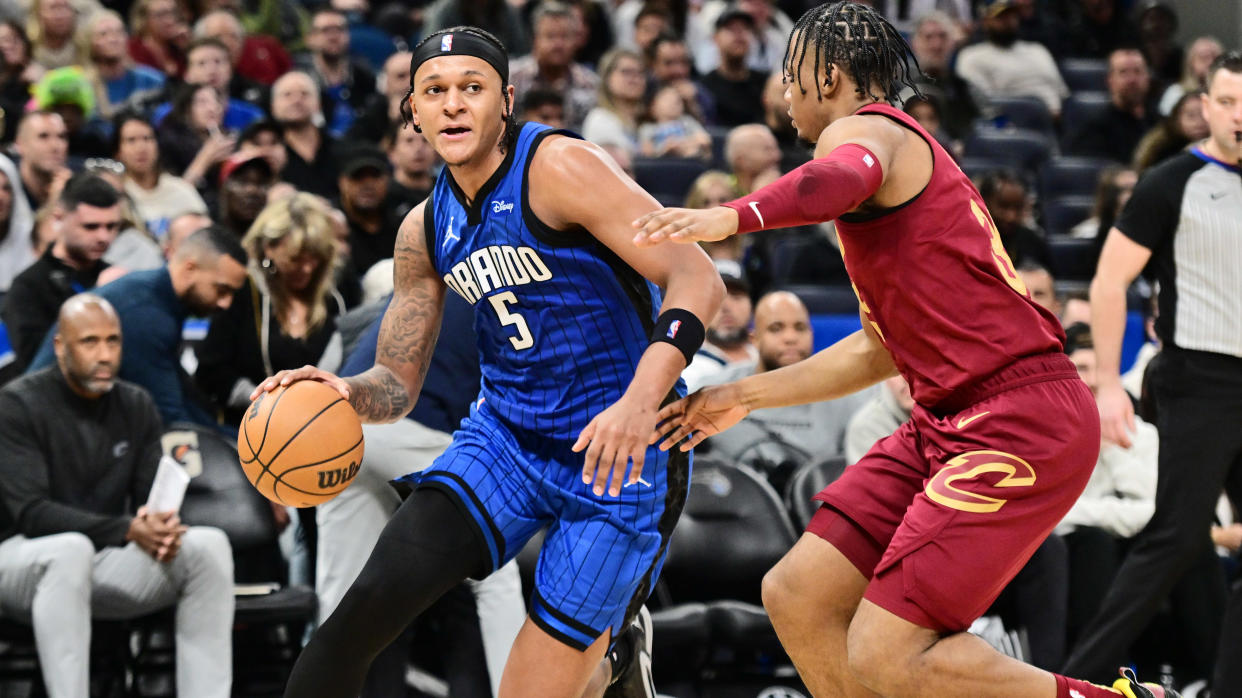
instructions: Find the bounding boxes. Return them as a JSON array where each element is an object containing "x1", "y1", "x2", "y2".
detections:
[
  {"x1": 423, "y1": 122, "x2": 675, "y2": 445},
  {"x1": 833, "y1": 103, "x2": 1064, "y2": 410}
]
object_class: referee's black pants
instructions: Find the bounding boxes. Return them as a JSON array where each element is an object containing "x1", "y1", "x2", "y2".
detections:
[{"x1": 1063, "y1": 348, "x2": 1242, "y2": 689}]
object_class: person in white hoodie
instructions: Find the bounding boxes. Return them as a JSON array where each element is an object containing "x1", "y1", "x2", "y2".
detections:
[
  {"x1": 1054, "y1": 323, "x2": 1157, "y2": 646},
  {"x1": 0, "y1": 153, "x2": 36, "y2": 295}
]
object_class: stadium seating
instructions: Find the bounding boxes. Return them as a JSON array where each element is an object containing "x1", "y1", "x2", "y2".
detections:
[
  {"x1": 964, "y1": 126, "x2": 1055, "y2": 173},
  {"x1": 985, "y1": 95, "x2": 1055, "y2": 135},
  {"x1": 633, "y1": 157, "x2": 711, "y2": 205},
  {"x1": 1059, "y1": 58, "x2": 1109, "y2": 92},
  {"x1": 775, "y1": 283, "x2": 861, "y2": 315},
  {"x1": 1041, "y1": 195, "x2": 1096, "y2": 237},
  {"x1": 1060, "y1": 92, "x2": 1112, "y2": 147},
  {"x1": 784, "y1": 456, "x2": 849, "y2": 530},
  {"x1": 1039, "y1": 156, "x2": 1114, "y2": 200},
  {"x1": 1047, "y1": 235, "x2": 1099, "y2": 281}
]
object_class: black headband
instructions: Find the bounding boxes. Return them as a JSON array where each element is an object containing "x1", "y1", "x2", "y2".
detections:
[{"x1": 410, "y1": 30, "x2": 509, "y2": 87}]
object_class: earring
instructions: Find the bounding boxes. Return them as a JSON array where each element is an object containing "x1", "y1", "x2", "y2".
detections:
[{"x1": 262, "y1": 257, "x2": 275, "y2": 274}]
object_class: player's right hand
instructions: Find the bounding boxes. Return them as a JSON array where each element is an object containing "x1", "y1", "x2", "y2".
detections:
[
  {"x1": 250, "y1": 365, "x2": 350, "y2": 402},
  {"x1": 1096, "y1": 380, "x2": 1135, "y2": 449},
  {"x1": 632, "y1": 206, "x2": 738, "y2": 247},
  {"x1": 652, "y1": 383, "x2": 751, "y2": 452}
]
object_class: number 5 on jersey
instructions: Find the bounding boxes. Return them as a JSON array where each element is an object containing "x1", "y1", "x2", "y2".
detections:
[{"x1": 489, "y1": 291, "x2": 533, "y2": 350}]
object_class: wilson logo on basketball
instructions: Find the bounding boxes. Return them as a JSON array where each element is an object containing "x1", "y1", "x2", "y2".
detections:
[{"x1": 318, "y1": 461, "x2": 361, "y2": 489}]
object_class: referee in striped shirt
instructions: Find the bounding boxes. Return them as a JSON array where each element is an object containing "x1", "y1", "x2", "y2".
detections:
[{"x1": 1065, "y1": 51, "x2": 1242, "y2": 689}]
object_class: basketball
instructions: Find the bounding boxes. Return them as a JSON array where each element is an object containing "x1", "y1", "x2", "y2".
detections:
[{"x1": 237, "y1": 380, "x2": 365, "y2": 507}]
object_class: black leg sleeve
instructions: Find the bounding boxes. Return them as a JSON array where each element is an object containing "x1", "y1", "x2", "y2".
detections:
[{"x1": 284, "y1": 487, "x2": 490, "y2": 698}]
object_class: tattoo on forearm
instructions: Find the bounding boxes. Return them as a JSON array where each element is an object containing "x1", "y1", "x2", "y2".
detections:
[{"x1": 345, "y1": 216, "x2": 443, "y2": 423}]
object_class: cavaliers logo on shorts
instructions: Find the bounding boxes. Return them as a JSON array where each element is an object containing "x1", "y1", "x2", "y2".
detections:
[{"x1": 923, "y1": 450, "x2": 1037, "y2": 514}]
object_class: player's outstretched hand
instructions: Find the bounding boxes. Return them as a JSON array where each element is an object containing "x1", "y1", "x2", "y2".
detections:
[
  {"x1": 574, "y1": 396, "x2": 661, "y2": 498},
  {"x1": 1097, "y1": 381, "x2": 1135, "y2": 449},
  {"x1": 249, "y1": 365, "x2": 350, "y2": 402},
  {"x1": 652, "y1": 383, "x2": 750, "y2": 452},
  {"x1": 632, "y1": 206, "x2": 739, "y2": 247}
]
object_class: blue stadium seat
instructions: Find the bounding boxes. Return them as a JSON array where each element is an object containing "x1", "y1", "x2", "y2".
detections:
[
  {"x1": 1059, "y1": 58, "x2": 1109, "y2": 92},
  {"x1": 1060, "y1": 92, "x2": 1112, "y2": 145},
  {"x1": 1042, "y1": 195, "x2": 1095, "y2": 237},
  {"x1": 707, "y1": 125, "x2": 731, "y2": 170},
  {"x1": 633, "y1": 157, "x2": 712, "y2": 205},
  {"x1": 1047, "y1": 234, "x2": 1098, "y2": 281},
  {"x1": 1039, "y1": 156, "x2": 1114, "y2": 199},
  {"x1": 985, "y1": 96, "x2": 1054, "y2": 134},
  {"x1": 955, "y1": 156, "x2": 1010, "y2": 183},
  {"x1": 964, "y1": 126, "x2": 1054, "y2": 173},
  {"x1": 774, "y1": 283, "x2": 859, "y2": 314}
]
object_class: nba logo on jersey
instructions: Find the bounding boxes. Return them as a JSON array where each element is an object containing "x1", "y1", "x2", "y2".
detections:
[
  {"x1": 441, "y1": 34, "x2": 453, "y2": 51},
  {"x1": 666, "y1": 320, "x2": 681, "y2": 338}
]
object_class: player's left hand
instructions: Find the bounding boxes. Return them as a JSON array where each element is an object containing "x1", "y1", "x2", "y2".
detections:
[
  {"x1": 573, "y1": 396, "x2": 660, "y2": 497},
  {"x1": 632, "y1": 206, "x2": 738, "y2": 247}
]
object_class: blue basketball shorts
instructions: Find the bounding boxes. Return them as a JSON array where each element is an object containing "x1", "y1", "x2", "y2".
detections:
[{"x1": 396, "y1": 399, "x2": 691, "y2": 650}]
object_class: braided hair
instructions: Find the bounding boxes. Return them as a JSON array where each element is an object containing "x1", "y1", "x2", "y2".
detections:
[
  {"x1": 784, "y1": 2, "x2": 924, "y2": 104},
  {"x1": 402, "y1": 26, "x2": 519, "y2": 155}
]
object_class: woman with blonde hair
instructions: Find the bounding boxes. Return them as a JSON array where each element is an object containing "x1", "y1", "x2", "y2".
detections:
[
  {"x1": 581, "y1": 47, "x2": 646, "y2": 152},
  {"x1": 79, "y1": 9, "x2": 166, "y2": 117},
  {"x1": 27, "y1": 0, "x2": 91, "y2": 71},
  {"x1": 684, "y1": 170, "x2": 744, "y2": 262},
  {"x1": 195, "y1": 193, "x2": 346, "y2": 425}
]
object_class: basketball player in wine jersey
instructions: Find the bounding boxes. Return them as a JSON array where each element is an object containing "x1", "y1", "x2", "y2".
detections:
[{"x1": 635, "y1": 3, "x2": 1176, "y2": 698}]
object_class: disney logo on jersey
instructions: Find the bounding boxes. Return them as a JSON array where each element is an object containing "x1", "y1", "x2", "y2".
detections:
[
  {"x1": 442, "y1": 244, "x2": 553, "y2": 305},
  {"x1": 491, "y1": 200, "x2": 514, "y2": 215}
]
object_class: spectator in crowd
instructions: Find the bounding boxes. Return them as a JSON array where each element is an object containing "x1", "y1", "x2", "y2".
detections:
[
  {"x1": 217, "y1": 151, "x2": 274, "y2": 239},
  {"x1": 518, "y1": 88, "x2": 567, "y2": 129},
  {"x1": 509, "y1": 2, "x2": 599, "y2": 132},
  {"x1": 760, "y1": 71, "x2": 810, "y2": 173},
  {"x1": 702, "y1": 290, "x2": 872, "y2": 489},
  {"x1": 1066, "y1": 47, "x2": 1158, "y2": 164},
  {"x1": 196, "y1": 194, "x2": 345, "y2": 426},
  {"x1": 31, "y1": 67, "x2": 111, "y2": 158},
  {"x1": 1016, "y1": 262, "x2": 1060, "y2": 317},
  {"x1": 0, "y1": 21, "x2": 39, "y2": 141},
  {"x1": 1135, "y1": 1, "x2": 1181, "y2": 96},
  {"x1": 1069, "y1": 164, "x2": 1136, "y2": 240},
  {"x1": 693, "y1": 0, "x2": 793, "y2": 76},
  {"x1": 115, "y1": 111, "x2": 208, "y2": 241},
  {"x1": 0, "y1": 154, "x2": 35, "y2": 294},
  {"x1": 14, "y1": 110, "x2": 72, "y2": 211},
  {"x1": 81, "y1": 9, "x2": 166, "y2": 117},
  {"x1": 3, "y1": 174, "x2": 120, "y2": 374},
  {"x1": 0, "y1": 293, "x2": 234, "y2": 698},
  {"x1": 1159, "y1": 35, "x2": 1222, "y2": 115},
  {"x1": 345, "y1": 50, "x2": 411, "y2": 144},
  {"x1": 682, "y1": 259, "x2": 756, "y2": 393},
  {"x1": 235, "y1": 119, "x2": 287, "y2": 179},
  {"x1": 271, "y1": 70, "x2": 340, "y2": 199},
  {"x1": 582, "y1": 47, "x2": 645, "y2": 153},
  {"x1": 630, "y1": 2, "x2": 672, "y2": 55},
  {"x1": 956, "y1": 0, "x2": 1069, "y2": 117},
  {"x1": 157, "y1": 84, "x2": 235, "y2": 193},
  {"x1": 128, "y1": 0, "x2": 190, "y2": 78},
  {"x1": 902, "y1": 92, "x2": 957, "y2": 155},
  {"x1": 86, "y1": 158, "x2": 165, "y2": 275},
  {"x1": 194, "y1": 9, "x2": 292, "y2": 87},
  {"x1": 907, "y1": 11, "x2": 979, "y2": 143},
  {"x1": 978, "y1": 169, "x2": 1051, "y2": 269},
  {"x1": 725, "y1": 123, "x2": 780, "y2": 194},
  {"x1": 421, "y1": 0, "x2": 529, "y2": 57},
  {"x1": 336, "y1": 144, "x2": 403, "y2": 279},
  {"x1": 296, "y1": 8, "x2": 375, "y2": 138},
  {"x1": 1065, "y1": 0, "x2": 1138, "y2": 59},
  {"x1": 638, "y1": 84, "x2": 711, "y2": 159},
  {"x1": 384, "y1": 122, "x2": 436, "y2": 204},
  {"x1": 844, "y1": 374, "x2": 914, "y2": 464},
  {"x1": 1132, "y1": 89, "x2": 1208, "y2": 172},
  {"x1": 1066, "y1": 51, "x2": 1242, "y2": 689},
  {"x1": 162, "y1": 210, "x2": 212, "y2": 260},
  {"x1": 1053, "y1": 323, "x2": 1157, "y2": 646},
  {"x1": 562, "y1": 0, "x2": 612, "y2": 68},
  {"x1": 28, "y1": 0, "x2": 87, "y2": 71},
  {"x1": 29, "y1": 226, "x2": 248, "y2": 428},
  {"x1": 647, "y1": 33, "x2": 714, "y2": 126},
  {"x1": 701, "y1": 7, "x2": 767, "y2": 127},
  {"x1": 684, "y1": 170, "x2": 743, "y2": 262},
  {"x1": 160, "y1": 38, "x2": 264, "y2": 131}
]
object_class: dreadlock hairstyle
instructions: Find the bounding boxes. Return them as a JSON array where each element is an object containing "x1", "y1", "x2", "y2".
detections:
[
  {"x1": 402, "y1": 26, "x2": 519, "y2": 155},
  {"x1": 784, "y1": 2, "x2": 924, "y2": 105}
]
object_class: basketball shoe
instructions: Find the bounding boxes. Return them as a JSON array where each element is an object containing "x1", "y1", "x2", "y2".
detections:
[
  {"x1": 1113, "y1": 667, "x2": 1183, "y2": 698},
  {"x1": 605, "y1": 605, "x2": 655, "y2": 698}
]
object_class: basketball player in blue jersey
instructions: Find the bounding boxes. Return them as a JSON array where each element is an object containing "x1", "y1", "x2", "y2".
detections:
[{"x1": 255, "y1": 26, "x2": 723, "y2": 698}]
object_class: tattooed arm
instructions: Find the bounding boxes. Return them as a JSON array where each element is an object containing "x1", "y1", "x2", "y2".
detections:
[
  {"x1": 251, "y1": 201, "x2": 447, "y2": 424},
  {"x1": 344, "y1": 202, "x2": 446, "y2": 422}
]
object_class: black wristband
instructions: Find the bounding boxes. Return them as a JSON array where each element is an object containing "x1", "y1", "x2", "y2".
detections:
[{"x1": 649, "y1": 309, "x2": 705, "y2": 366}]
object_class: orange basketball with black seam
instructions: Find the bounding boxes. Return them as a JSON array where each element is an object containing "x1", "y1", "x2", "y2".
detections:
[{"x1": 238, "y1": 380, "x2": 364, "y2": 507}]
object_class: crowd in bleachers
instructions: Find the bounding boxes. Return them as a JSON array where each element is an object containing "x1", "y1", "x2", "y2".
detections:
[{"x1": 0, "y1": 0, "x2": 1235, "y2": 695}]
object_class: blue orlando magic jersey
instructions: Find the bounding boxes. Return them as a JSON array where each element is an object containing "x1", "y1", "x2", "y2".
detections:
[{"x1": 424, "y1": 122, "x2": 676, "y2": 445}]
